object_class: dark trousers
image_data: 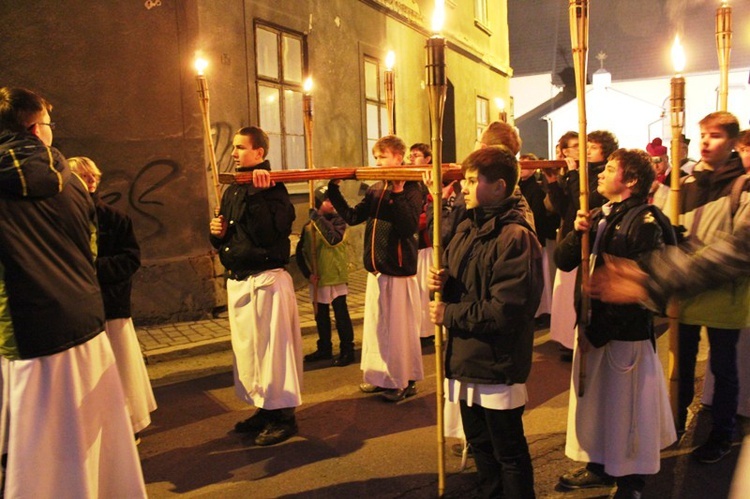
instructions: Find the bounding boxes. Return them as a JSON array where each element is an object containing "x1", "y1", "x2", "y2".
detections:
[
  {"x1": 314, "y1": 295, "x2": 354, "y2": 354},
  {"x1": 678, "y1": 323, "x2": 739, "y2": 439},
  {"x1": 460, "y1": 401, "x2": 535, "y2": 499}
]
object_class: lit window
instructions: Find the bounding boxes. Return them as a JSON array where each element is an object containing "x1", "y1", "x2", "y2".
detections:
[
  {"x1": 476, "y1": 96, "x2": 489, "y2": 140},
  {"x1": 255, "y1": 24, "x2": 306, "y2": 171},
  {"x1": 474, "y1": 0, "x2": 488, "y2": 28},
  {"x1": 364, "y1": 57, "x2": 389, "y2": 166}
]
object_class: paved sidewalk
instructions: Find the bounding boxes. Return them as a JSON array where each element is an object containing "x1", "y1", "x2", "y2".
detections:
[{"x1": 137, "y1": 268, "x2": 368, "y2": 363}]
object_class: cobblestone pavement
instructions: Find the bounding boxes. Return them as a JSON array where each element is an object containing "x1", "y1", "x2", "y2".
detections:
[{"x1": 137, "y1": 268, "x2": 368, "y2": 363}]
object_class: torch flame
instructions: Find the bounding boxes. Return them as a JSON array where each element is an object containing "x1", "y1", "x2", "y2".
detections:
[
  {"x1": 194, "y1": 56, "x2": 208, "y2": 76},
  {"x1": 303, "y1": 77, "x2": 313, "y2": 94},
  {"x1": 671, "y1": 36, "x2": 686, "y2": 74},
  {"x1": 385, "y1": 50, "x2": 396, "y2": 71},
  {"x1": 432, "y1": 0, "x2": 445, "y2": 33},
  {"x1": 494, "y1": 97, "x2": 505, "y2": 111}
]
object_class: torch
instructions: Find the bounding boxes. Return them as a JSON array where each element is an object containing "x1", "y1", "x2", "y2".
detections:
[
  {"x1": 195, "y1": 55, "x2": 222, "y2": 217},
  {"x1": 716, "y1": 1, "x2": 732, "y2": 111},
  {"x1": 495, "y1": 97, "x2": 508, "y2": 123},
  {"x1": 303, "y1": 76, "x2": 319, "y2": 313},
  {"x1": 569, "y1": 0, "x2": 590, "y2": 397},
  {"x1": 385, "y1": 50, "x2": 396, "y2": 135},
  {"x1": 668, "y1": 35, "x2": 686, "y2": 421},
  {"x1": 426, "y1": 0, "x2": 447, "y2": 494}
]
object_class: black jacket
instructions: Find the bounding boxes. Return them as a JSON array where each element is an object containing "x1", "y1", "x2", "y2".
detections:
[
  {"x1": 327, "y1": 179, "x2": 421, "y2": 276},
  {"x1": 548, "y1": 160, "x2": 607, "y2": 238},
  {"x1": 519, "y1": 175, "x2": 559, "y2": 244},
  {"x1": 94, "y1": 194, "x2": 140, "y2": 319},
  {"x1": 442, "y1": 196, "x2": 544, "y2": 385},
  {"x1": 209, "y1": 161, "x2": 295, "y2": 279},
  {"x1": 555, "y1": 197, "x2": 667, "y2": 346},
  {"x1": 0, "y1": 131, "x2": 104, "y2": 359}
]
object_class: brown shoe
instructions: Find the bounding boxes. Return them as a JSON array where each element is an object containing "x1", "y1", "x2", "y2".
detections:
[
  {"x1": 359, "y1": 383, "x2": 385, "y2": 393},
  {"x1": 381, "y1": 382, "x2": 418, "y2": 402}
]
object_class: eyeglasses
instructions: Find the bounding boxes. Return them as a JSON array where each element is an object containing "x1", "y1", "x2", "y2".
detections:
[{"x1": 28, "y1": 122, "x2": 56, "y2": 131}]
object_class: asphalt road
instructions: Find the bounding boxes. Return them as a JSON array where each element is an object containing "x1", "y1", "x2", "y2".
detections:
[{"x1": 140, "y1": 323, "x2": 741, "y2": 498}]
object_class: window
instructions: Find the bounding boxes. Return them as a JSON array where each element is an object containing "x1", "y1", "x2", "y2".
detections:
[
  {"x1": 363, "y1": 56, "x2": 389, "y2": 166},
  {"x1": 255, "y1": 24, "x2": 306, "y2": 171},
  {"x1": 476, "y1": 96, "x2": 489, "y2": 140},
  {"x1": 474, "y1": 0, "x2": 491, "y2": 34}
]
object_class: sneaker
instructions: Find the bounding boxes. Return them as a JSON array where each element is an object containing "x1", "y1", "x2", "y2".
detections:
[
  {"x1": 255, "y1": 419, "x2": 298, "y2": 446},
  {"x1": 451, "y1": 442, "x2": 473, "y2": 458},
  {"x1": 359, "y1": 382, "x2": 386, "y2": 393},
  {"x1": 559, "y1": 467, "x2": 615, "y2": 490},
  {"x1": 693, "y1": 438, "x2": 732, "y2": 463},
  {"x1": 333, "y1": 351, "x2": 354, "y2": 367},
  {"x1": 234, "y1": 409, "x2": 270, "y2": 434},
  {"x1": 304, "y1": 350, "x2": 333, "y2": 362},
  {"x1": 381, "y1": 382, "x2": 418, "y2": 402}
]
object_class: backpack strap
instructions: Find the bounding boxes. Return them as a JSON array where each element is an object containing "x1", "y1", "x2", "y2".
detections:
[
  {"x1": 610, "y1": 203, "x2": 677, "y2": 256},
  {"x1": 730, "y1": 173, "x2": 750, "y2": 219}
]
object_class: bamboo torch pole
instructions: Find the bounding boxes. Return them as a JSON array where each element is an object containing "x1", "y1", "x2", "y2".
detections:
[
  {"x1": 569, "y1": 0, "x2": 590, "y2": 397},
  {"x1": 427, "y1": 0, "x2": 448, "y2": 495},
  {"x1": 384, "y1": 51, "x2": 396, "y2": 135},
  {"x1": 668, "y1": 36, "x2": 686, "y2": 423},
  {"x1": 194, "y1": 56, "x2": 222, "y2": 217},
  {"x1": 303, "y1": 77, "x2": 318, "y2": 313},
  {"x1": 716, "y1": 2, "x2": 732, "y2": 112}
]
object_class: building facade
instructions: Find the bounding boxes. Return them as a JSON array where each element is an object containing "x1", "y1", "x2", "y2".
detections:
[{"x1": 0, "y1": 0, "x2": 511, "y2": 323}]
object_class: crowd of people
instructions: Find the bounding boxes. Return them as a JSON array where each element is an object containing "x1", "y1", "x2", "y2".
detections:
[{"x1": 2, "y1": 83, "x2": 749, "y2": 498}]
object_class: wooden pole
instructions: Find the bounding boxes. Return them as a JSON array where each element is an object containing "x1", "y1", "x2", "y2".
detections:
[
  {"x1": 716, "y1": 2, "x2": 732, "y2": 112},
  {"x1": 218, "y1": 161, "x2": 566, "y2": 186},
  {"x1": 426, "y1": 2, "x2": 448, "y2": 491},
  {"x1": 303, "y1": 80, "x2": 318, "y2": 313},
  {"x1": 569, "y1": 0, "x2": 590, "y2": 397},
  {"x1": 668, "y1": 61, "x2": 686, "y2": 423},
  {"x1": 196, "y1": 71, "x2": 222, "y2": 217}
]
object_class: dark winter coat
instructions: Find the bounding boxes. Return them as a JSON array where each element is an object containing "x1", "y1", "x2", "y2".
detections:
[
  {"x1": 209, "y1": 160, "x2": 295, "y2": 280},
  {"x1": 327, "y1": 179, "x2": 421, "y2": 276},
  {"x1": 548, "y1": 160, "x2": 607, "y2": 238},
  {"x1": 0, "y1": 131, "x2": 104, "y2": 359},
  {"x1": 442, "y1": 196, "x2": 544, "y2": 385},
  {"x1": 555, "y1": 196, "x2": 667, "y2": 347},
  {"x1": 93, "y1": 194, "x2": 140, "y2": 319}
]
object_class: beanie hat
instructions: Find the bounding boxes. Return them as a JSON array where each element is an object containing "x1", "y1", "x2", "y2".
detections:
[{"x1": 646, "y1": 137, "x2": 668, "y2": 156}]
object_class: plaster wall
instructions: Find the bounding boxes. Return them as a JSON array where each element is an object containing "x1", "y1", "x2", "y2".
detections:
[{"x1": 0, "y1": 0, "x2": 511, "y2": 324}]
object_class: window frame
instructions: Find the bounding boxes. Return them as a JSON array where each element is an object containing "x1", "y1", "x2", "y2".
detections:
[{"x1": 254, "y1": 21, "x2": 308, "y2": 186}]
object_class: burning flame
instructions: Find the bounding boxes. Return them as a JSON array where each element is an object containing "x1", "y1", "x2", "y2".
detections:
[
  {"x1": 194, "y1": 56, "x2": 208, "y2": 76},
  {"x1": 495, "y1": 97, "x2": 505, "y2": 111},
  {"x1": 671, "y1": 35, "x2": 686, "y2": 74},
  {"x1": 303, "y1": 77, "x2": 313, "y2": 94},
  {"x1": 432, "y1": 0, "x2": 445, "y2": 33},
  {"x1": 385, "y1": 50, "x2": 396, "y2": 71}
]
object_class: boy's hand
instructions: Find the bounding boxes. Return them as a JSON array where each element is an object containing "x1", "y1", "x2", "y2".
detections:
[
  {"x1": 391, "y1": 180, "x2": 405, "y2": 193},
  {"x1": 429, "y1": 300, "x2": 445, "y2": 326},
  {"x1": 428, "y1": 267, "x2": 447, "y2": 292},
  {"x1": 573, "y1": 209, "x2": 591, "y2": 232},
  {"x1": 421, "y1": 170, "x2": 433, "y2": 190},
  {"x1": 209, "y1": 215, "x2": 227, "y2": 238},
  {"x1": 588, "y1": 254, "x2": 649, "y2": 304},
  {"x1": 565, "y1": 156, "x2": 578, "y2": 171},
  {"x1": 253, "y1": 169, "x2": 274, "y2": 189}
]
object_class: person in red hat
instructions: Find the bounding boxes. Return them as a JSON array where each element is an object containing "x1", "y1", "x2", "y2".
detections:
[{"x1": 646, "y1": 138, "x2": 670, "y2": 210}]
